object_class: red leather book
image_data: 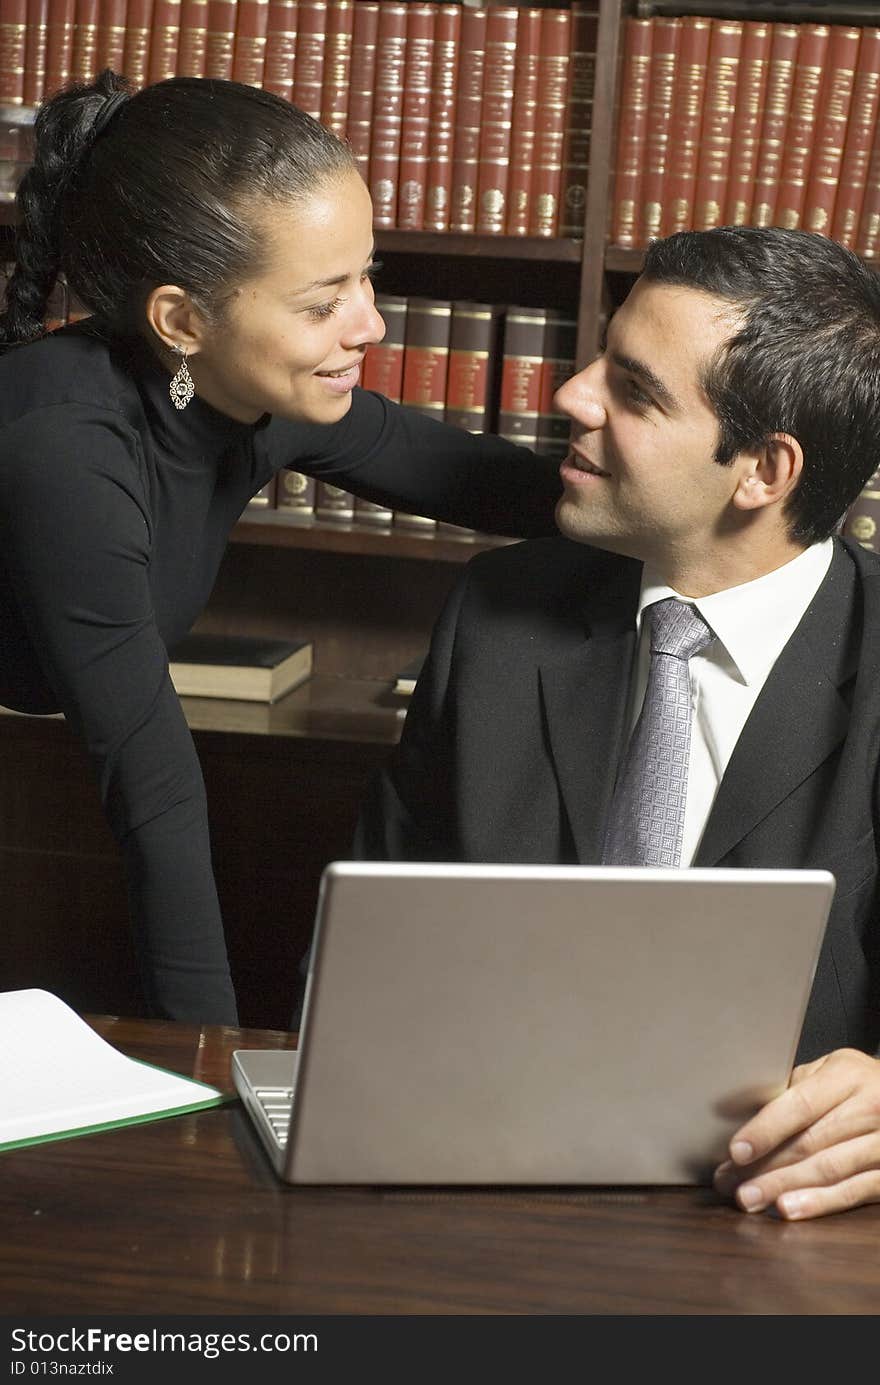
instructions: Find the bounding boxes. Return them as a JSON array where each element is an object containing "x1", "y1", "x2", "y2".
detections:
[
  {"x1": 444, "y1": 299, "x2": 502, "y2": 433},
  {"x1": 497, "y1": 304, "x2": 547, "y2": 451},
  {"x1": 0, "y1": 0, "x2": 28, "y2": 102},
  {"x1": 232, "y1": 0, "x2": 269, "y2": 87},
  {"x1": 356, "y1": 290, "x2": 406, "y2": 526},
  {"x1": 262, "y1": 0, "x2": 296, "y2": 99},
  {"x1": 291, "y1": 0, "x2": 326, "y2": 118},
  {"x1": 423, "y1": 1, "x2": 459, "y2": 232},
  {"x1": 833, "y1": 27, "x2": 880, "y2": 249},
  {"x1": 803, "y1": 25, "x2": 862, "y2": 237},
  {"x1": 23, "y1": 0, "x2": 49, "y2": 104},
  {"x1": 146, "y1": 0, "x2": 180, "y2": 83},
  {"x1": 528, "y1": 5, "x2": 571, "y2": 238},
  {"x1": 559, "y1": 0, "x2": 599, "y2": 238},
  {"x1": 346, "y1": 0, "x2": 377, "y2": 181},
  {"x1": 396, "y1": 296, "x2": 452, "y2": 532},
  {"x1": 504, "y1": 5, "x2": 541, "y2": 237},
  {"x1": 537, "y1": 309, "x2": 576, "y2": 458},
  {"x1": 95, "y1": 0, "x2": 127, "y2": 74},
  {"x1": 275, "y1": 468, "x2": 315, "y2": 516},
  {"x1": 71, "y1": 0, "x2": 100, "y2": 87},
  {"x1": 750, "y1": 23, "x2": 800, "y2": 228},
  {"x1": 723, "y1": 20, "x2": 771, "y2": 226},
  {"x1": 693, "y1": 18, "x2": 743, "y2": 233},
  {"x1": 319, "y1": 0, "x2": 353, "y2": 138},
  {"x1": 855, "y1": 107, "x2": 880, "y2": 259},
  {"x1": 640, "y1": 16, "x2": 681, "y2": 245},
  {"x1": 45, "y1": 0, "x2": 76, "y2": 94},
  {"x1": 609, "y1": 15, "x2": 654, "y2": 247},
  {"x1": 475, "y1": 4, "x2": 518, "y2": 236},
  {"x1": 448, "y1": 4, "x2": 486, "y2": 234},
  {"x1": 663, "y1": 15, "x2": 710, "y2": 235},
  {"x1": 774, "y1": 24, "x2": 831, "y2": 230},
  {"x1": 369, "y1": 1, "x2": 407, "y2": 229},
  {"x1": 205, "y1": 0, "x2": 237, "y2": 80},
  {"x1": 396, "y1": 1, "x2": 435, "y2": 230},
  {"x1": 121, "y1": 0, "x2": 153, "y2": 87}
]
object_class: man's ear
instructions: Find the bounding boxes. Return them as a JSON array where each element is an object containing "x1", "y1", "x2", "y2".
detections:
[
  {"x1": 731, "y1": 434, "x2": 803, "y2": 513},
  {"x1": 145, "y1": 285, "x2": 206, "y2": 358}
]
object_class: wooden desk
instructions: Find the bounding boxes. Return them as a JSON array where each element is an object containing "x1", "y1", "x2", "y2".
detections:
[{"x1": 3, "y1": 1017, "x2": 879, "y2": 1316}]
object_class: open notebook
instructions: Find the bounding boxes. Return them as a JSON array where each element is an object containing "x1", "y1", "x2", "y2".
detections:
[
  {"x1": 233, "y1": 862, "x2": 834, "y2": 1185},
  {"x1": 0, "y1": 989, "x2": 227, "y2": 1152}
]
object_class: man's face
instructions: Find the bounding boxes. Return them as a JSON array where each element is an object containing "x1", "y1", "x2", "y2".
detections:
[{"x1": 554, "y1": 279, "x2": 753, "y2": 572}]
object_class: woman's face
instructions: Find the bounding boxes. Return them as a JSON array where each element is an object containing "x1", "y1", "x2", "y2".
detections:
[{"x1": 189, "y1": 167, "x2": 385, "y2": 424}]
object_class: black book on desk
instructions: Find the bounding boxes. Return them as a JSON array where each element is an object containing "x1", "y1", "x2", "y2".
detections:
[
  {"x1": 393, "y1": 655, "x2": 425, "y2": 696},
  {"x1": 167, "y1": 633, "x2": 313, "y2": 703}
]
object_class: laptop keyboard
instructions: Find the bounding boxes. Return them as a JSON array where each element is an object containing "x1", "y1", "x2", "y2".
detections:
[{"x1": 255, "y1": 1085, "x2": 294, "y2": 1149}]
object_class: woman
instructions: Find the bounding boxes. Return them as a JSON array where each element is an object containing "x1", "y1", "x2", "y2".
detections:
[{"x1": 0, "y1": 72, "x2": 562, "y2": 1025}]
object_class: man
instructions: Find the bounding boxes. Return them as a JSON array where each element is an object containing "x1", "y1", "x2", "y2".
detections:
[{"x1": 355, "y1": 226, "x2": 880, "y2": 1221}]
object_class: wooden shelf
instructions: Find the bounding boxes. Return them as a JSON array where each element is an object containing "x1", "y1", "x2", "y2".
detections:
[
  {"x1": 604, "y1": 245, "x2": 646, "y2": 274},
  {"x1": 231, "y1": 509, "x2": 514, "y2": 563},
  {"x1": 375, "y1": 229, "x2": 583, "y2": 262}
]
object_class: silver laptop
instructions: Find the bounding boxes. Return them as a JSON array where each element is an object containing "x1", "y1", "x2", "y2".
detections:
[{"x1": 232, "y1": 862, "x2": 834, "y2": 1185}]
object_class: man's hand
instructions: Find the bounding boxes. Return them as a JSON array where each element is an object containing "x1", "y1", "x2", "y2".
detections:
[{"x1": 713, "y1": 1048, "x2": 880, "y2": 1220}]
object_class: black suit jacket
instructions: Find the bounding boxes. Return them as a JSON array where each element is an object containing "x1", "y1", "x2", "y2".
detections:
[{"x1": 355, "y1": 536, "x2": 880, "y2": 1063}]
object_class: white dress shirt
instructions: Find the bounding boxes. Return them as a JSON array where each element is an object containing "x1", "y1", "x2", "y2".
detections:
[{"x1": 627, "y1": 540, "x2": 834, "y2": 865}]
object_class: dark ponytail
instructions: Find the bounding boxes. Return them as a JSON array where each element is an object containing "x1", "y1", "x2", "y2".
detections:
[
  {"x1": 0, "y1": 70, "x2": 130, "y2": 344},
  {"x1": 0, "y1": 72, "x2": 355, "y2": 343}
]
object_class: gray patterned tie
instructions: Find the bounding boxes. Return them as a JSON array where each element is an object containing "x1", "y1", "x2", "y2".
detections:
[{"x1": 602, "y1": 598, "x2": 714, "y2": 868}]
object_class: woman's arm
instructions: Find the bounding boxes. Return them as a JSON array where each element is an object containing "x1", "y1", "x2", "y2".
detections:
[
  {"x1": 261, "y1": 388, "x2": 564, "y2": 539},
  {"x1": 0, "y1": 409, "x2": 237, "y2": 1024}
]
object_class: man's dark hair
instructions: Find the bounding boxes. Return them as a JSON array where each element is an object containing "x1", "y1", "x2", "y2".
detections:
[
  {"x1": 642, "y1": 226, "x2": 880, "y2": 544},
  {"x1": 0, "y1": 71, "x2": 355, "y2": 343}
]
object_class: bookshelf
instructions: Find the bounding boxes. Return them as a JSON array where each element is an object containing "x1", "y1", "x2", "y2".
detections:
[{"x1": 5, "y1": 0, "x2": 880, "y2": 1026}]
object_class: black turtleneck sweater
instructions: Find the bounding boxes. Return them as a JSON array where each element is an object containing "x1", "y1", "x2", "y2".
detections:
[{"x1": 0, "y1": 323, "x2": 562, "y2": 1023}]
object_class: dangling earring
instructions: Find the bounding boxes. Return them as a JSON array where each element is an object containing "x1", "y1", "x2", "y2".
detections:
[{"x1": 169, "y1": 345, "x2": 195, "y2": 411}]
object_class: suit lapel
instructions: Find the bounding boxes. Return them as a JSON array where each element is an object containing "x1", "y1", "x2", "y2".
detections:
[
  {"x1": 695, "y1": 541, "x2": 860, "y2": 865},
  {"x1": 539, "y1": 560, "x2": 641, "y2": 862}
]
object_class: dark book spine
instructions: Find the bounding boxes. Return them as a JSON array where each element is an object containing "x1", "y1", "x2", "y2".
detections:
[
  {"x1": 505, "y1": 4, "x2": 541, "y2": 237},
  {"x1": 527, "y1": 4, "x2": 570, "y2": 238},
  {"x1": 315, "y1": 480, "x2": 355, "y2": 521},
  {"x1": 146, "y1": 0, "x2": 181, "y2": 83},
  {"x1": 832, "y1": 26, "x2": 880, "y2": 248},
  {"x1": 723, "y1": 19, "x2": 771, "y2": 226},
  {"x1": 319, "y1": 0, "x2": 354, "y2": 138},
  {"x1": 369, "y1": 0, "x2": 407, "y2": 228},
  {"x1": 448, "y1": 3, "x2": 486, "y2": 234},
  {"x1": 357, "y1": 291, "x2": 406, "y2": 525},
  {"x1": 536, "y1": 309, "x2": 576, "y2": 458},
  {"x1": 23, "y1": 0, "x2": 49, "y2": 105},
  {"x1": 397, "y1": 296, "x2": 452, "y2": 531},
  {"x1": 346, "y1": 0, "x2": 379, "y2": 185},
  {"x1": 843, "y1": 465, "x2": 880, "y2": 552},
  {"x1": 276, "y1": 469, "x2": 315, "y2": 515},
  {"x1": 475, "y1": 3, "x2": 518, "y2": 236},
  {"x1": 0, "y1": 0, "x2": 28, "y2": 102},
  {"x1": 291, "y1": 0, "x2": 326, "y2": 118},
  {"x1": 497, "y1": 305, "x2": 547, "y2": 451},
  {"x1": 232, "y1": 0, "x2": 269, "y2": 87},
  {"x1": 803, "y1": 24, "x2": 861, "y2": 237},
  {"x1": 262, "y1": 0, "x2": 296, "y2": 99},
  {"x1": 121, "y1": 0, "x2": 154, "y2": 87},
  {"x1": 444, "y1": 299, "x2": 502, "y2": 433},
  {"x1": 693, "y1": 18, "x2": 743, "y2": 234},
  {"x1": 774, "y1": 23, "x2": 830, "y2": 231},
  {"x1": 559, "y1": 0, "x2": 599, "y2": 237},
  {"x1": 423, "y1": 1, "x2": 459, "y2": 232},
  {"x1": 246, "y1": 477, "x2": 277, "y2": 510},
  {"x1": 610, "y1": 15, "x2": 654, "y2": 247},
  {"x1": 640, "y1": 16, "x2": 681, "y2": 245},
  {"x1": 397, "y1": 1, "x2": 435, "y2": 231},
  {"x1": 751, "y1": 23, "x2": 800, "y2": 228}
]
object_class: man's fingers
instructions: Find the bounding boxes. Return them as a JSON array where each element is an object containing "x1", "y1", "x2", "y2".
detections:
[
  {"x1": 715, "y1": 1129, "x2": 880, "y2": 1218},
  {"x1": 729, "y1": 1049, "x2": 871, "y2": 1165}
]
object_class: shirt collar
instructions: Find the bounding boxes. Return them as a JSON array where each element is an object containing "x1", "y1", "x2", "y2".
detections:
[{"x1": 637, "y1": 539, "x2": 835, "y2": 686}]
